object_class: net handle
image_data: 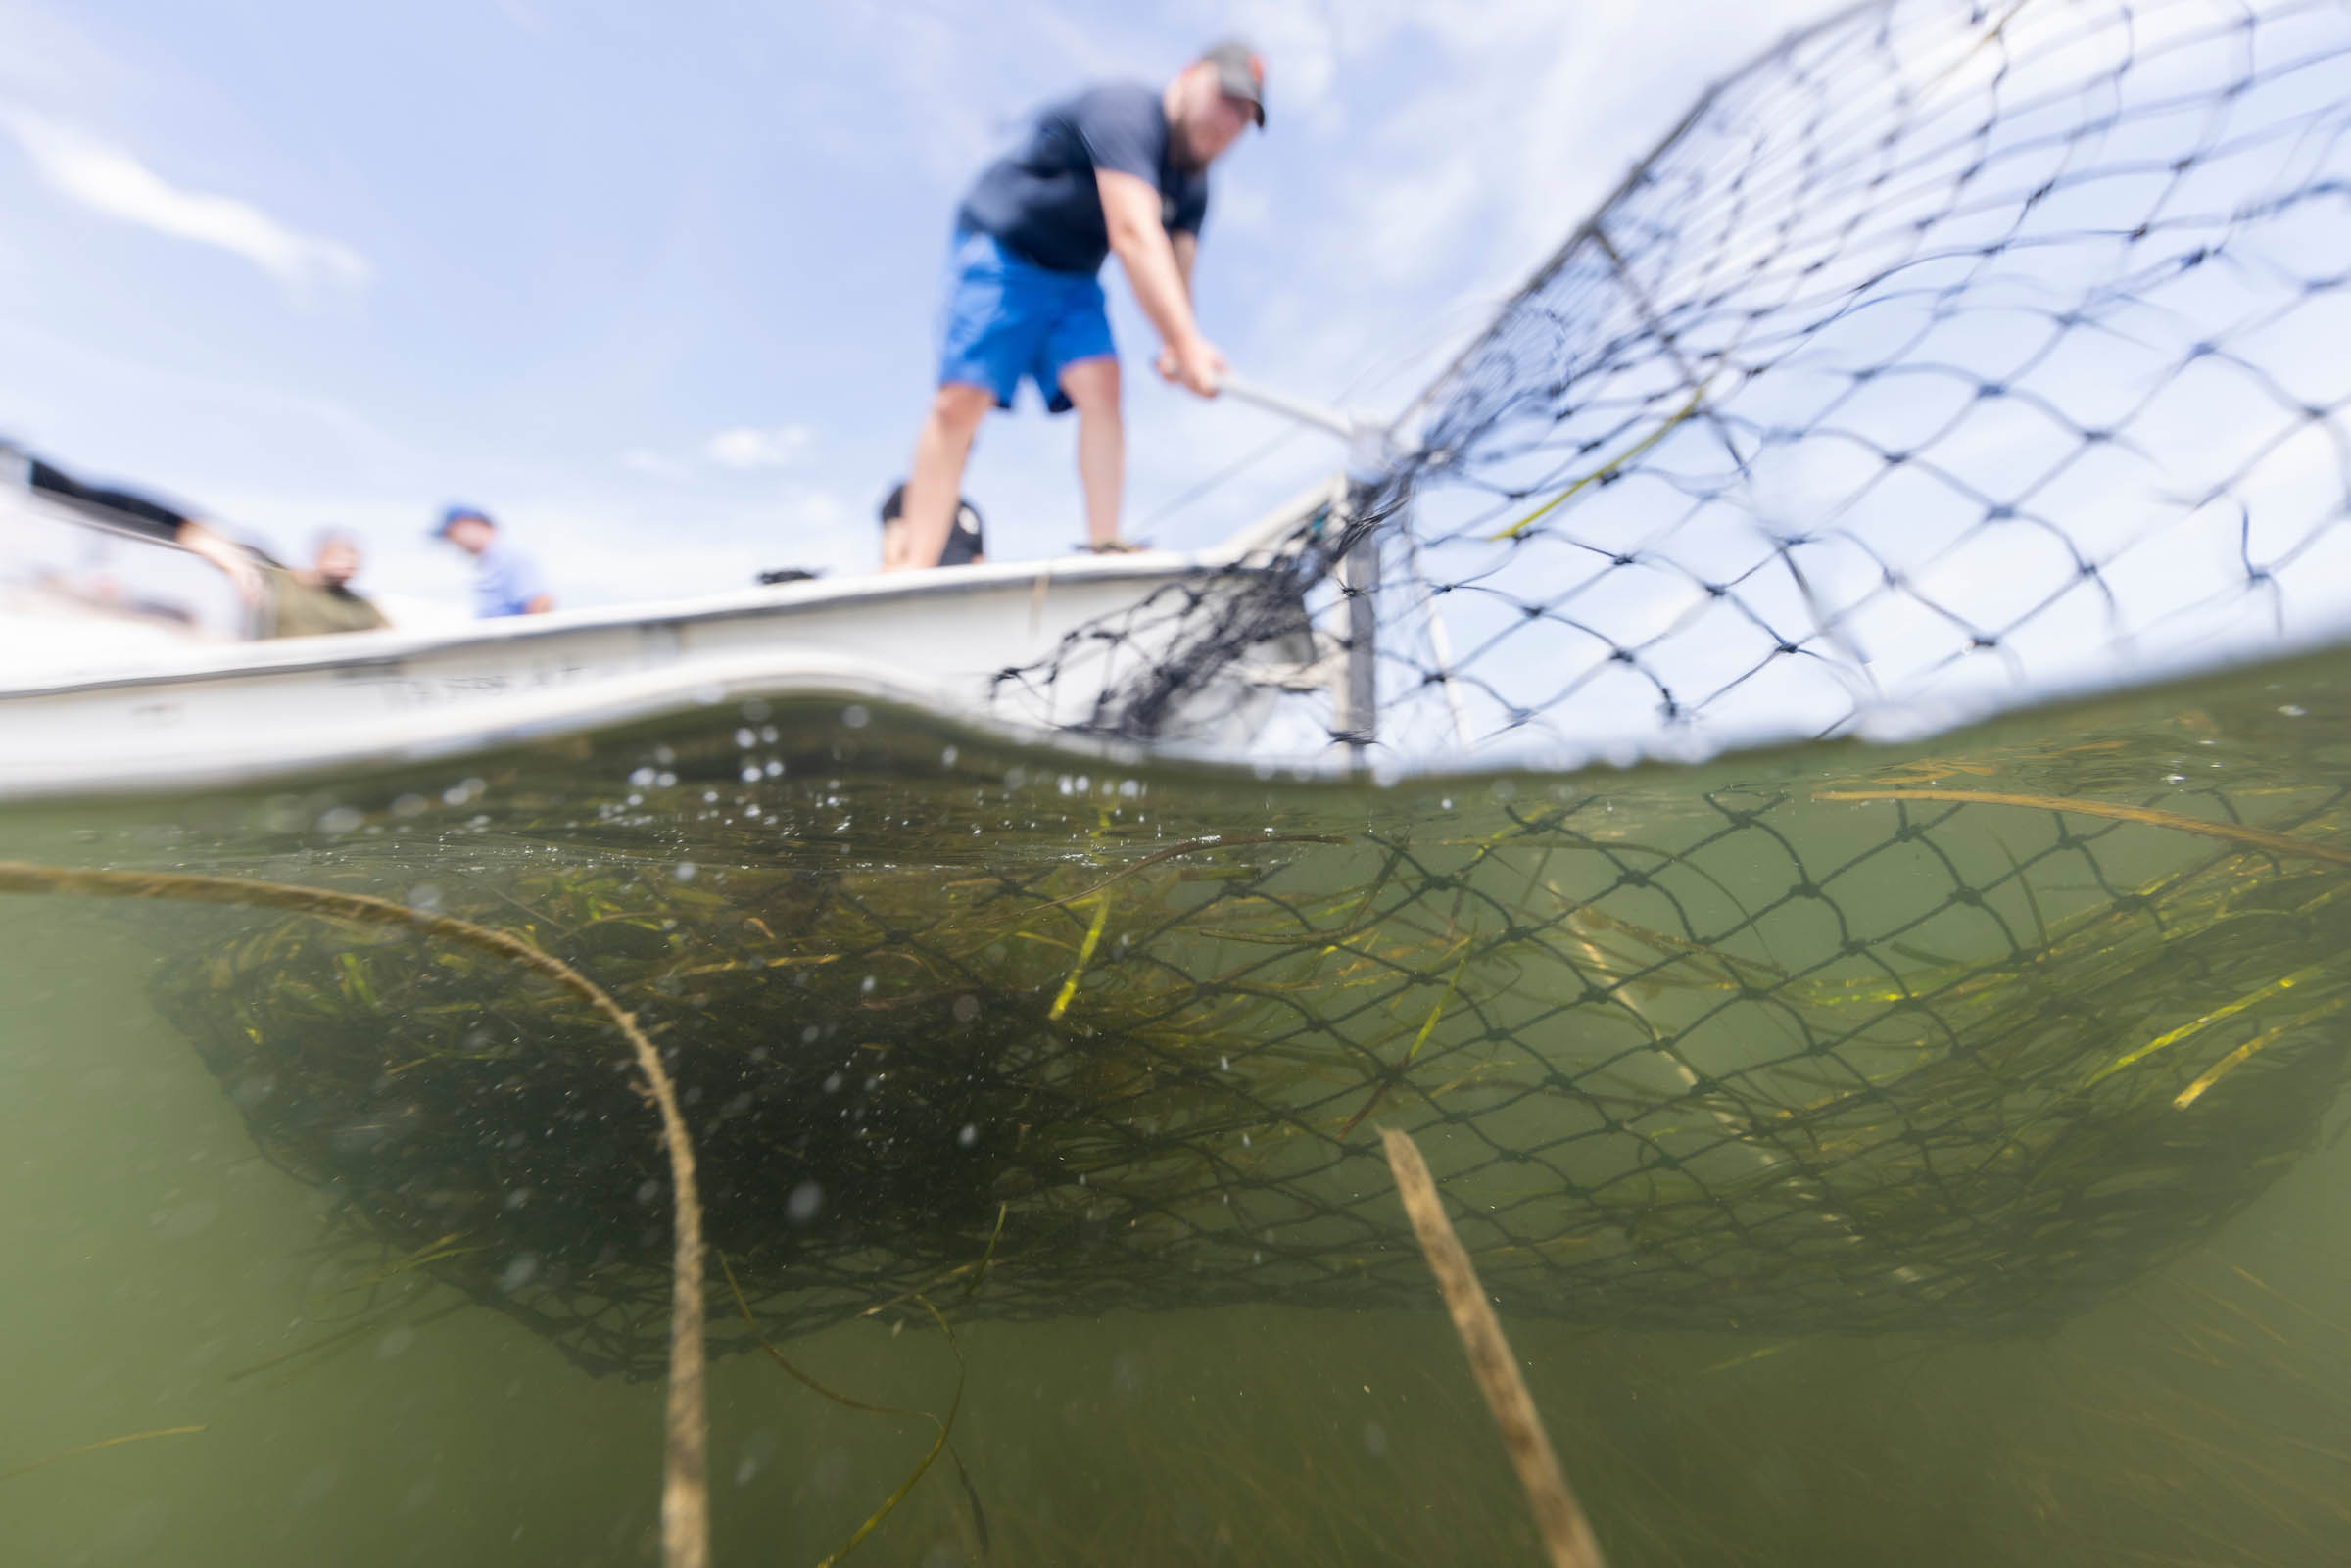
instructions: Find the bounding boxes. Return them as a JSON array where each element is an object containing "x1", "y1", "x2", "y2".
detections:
[
  {"x1": 1216, "y1": 372, "x2": 1359, "y2": 441},
  {"x1": 1216, "y1": 373, "x2": 1394, "y2": 480}
]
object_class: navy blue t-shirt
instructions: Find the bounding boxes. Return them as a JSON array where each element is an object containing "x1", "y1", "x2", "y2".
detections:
[{"x1": 956, "y1": 82, "x2": 1210, "y2": 276}]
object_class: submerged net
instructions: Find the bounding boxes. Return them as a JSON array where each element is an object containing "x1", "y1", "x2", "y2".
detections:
[
  {"x1": 1001, "y1": 0, "x2": 2351, "y2": 763},
  {"x1": 146, "y1": 674, "x2": 2351, "y2": 1378},
  {"x1": 108, "y1": 0, "x2": 2351, "y2": 1378}
]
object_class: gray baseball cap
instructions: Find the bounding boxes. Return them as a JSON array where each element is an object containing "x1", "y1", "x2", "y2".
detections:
[{"x1": 1201, "y1": 39, "x2": 1266, "y2": 127}]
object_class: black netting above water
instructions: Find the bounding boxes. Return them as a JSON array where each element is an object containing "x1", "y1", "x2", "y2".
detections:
[{"x1": 1002, "y1": 0, "x2": 2351, "y2": 765}]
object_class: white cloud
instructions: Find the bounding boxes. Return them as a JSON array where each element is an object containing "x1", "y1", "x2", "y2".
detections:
[
  {"x1": 493, "y1": 0, "x2": 549, "y2": 36},
  {"x1": 703, "y1": 424, "x2": 814, "y2": 471},
  {"x1": 620, "y1": 447, "x2": 691, "y2": 480},
  {"x1": 0, "y1": 105, "x2": 369, "y2": 295},
  {"x1": 615, "y1": 427, "x2": 823, "y2": 483}
]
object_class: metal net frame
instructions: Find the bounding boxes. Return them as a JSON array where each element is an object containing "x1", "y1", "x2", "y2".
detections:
[{"x1": 1002, "y1": 0, "x2": 2351, "y2": 765}]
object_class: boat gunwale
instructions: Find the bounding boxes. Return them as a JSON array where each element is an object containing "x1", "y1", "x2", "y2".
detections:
[{"x1": 0, "y1": 474, "x2": 1345, "y2": 703}]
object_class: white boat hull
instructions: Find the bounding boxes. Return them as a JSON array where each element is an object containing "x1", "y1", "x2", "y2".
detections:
[{"x1": 0, "y1": 479, "x2": 1340, "y2": 798}]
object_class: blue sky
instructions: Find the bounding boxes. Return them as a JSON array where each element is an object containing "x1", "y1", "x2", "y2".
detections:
[{"x1": 0, "y1": 0, "x2": 1829, "y2": 613}]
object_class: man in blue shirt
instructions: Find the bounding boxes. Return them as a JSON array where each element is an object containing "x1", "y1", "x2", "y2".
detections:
[
  {"x1": 432, "y1": 505, "x2": 554, "y2": 617},
  {"x1": 888, "y1": 40, "x2": 1265, "y2": 571}
]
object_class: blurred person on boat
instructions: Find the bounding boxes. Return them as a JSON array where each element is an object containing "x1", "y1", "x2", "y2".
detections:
[
  {"x1": 878, "y1": 481, "x2": 985, "y2": 568},
  {"x1": 13, "y1": 444, "x2": 398, "y2": 639},
  {"x1": 431, "y1": 504, "x2": 554, "y2": 617},
  {"x1": 258, "y1": 530, "x2": 391, "y2": 638},
  {"x1": 887, "y1": 39, "x2": 1264, "y2": 572},
  {"x1": 19, "y1": 446, "x2": 269, "y2": 609}
]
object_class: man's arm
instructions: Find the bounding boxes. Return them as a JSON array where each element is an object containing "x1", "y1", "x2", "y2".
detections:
[
  {"x1": 1097, "y1": 170, "x2": 1222, "y2": 397},
  {"x1": 175, "y1": 519, "x2": 268, "y2": 610},
  {"x1": 1160, "y1": 231, "x2": 1203, "y2": 387}
]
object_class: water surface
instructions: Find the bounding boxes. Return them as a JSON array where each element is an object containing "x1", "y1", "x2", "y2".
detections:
[{"x1": 5, "y1": 646, "x2": 2349, "y2": 1565}]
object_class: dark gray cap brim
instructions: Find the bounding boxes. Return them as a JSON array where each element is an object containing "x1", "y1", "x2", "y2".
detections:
[{"x1": 1202, "y1": 40, "x2": 1266, "y2": 126}]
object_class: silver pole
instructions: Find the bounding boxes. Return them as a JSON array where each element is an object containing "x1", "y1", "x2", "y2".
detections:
[
  {"x1": 1336, "y1": 521, "x2": 1380, "y2": 758},
  {"x1": 1209, "y1": 372, "x2": 1392, "y2": 759},
  {"x1": 1215, "y1": 373, "x2": 1358, "y2": 443}
]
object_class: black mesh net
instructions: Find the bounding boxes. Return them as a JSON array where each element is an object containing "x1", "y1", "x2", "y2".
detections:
[
  {"x1": 1001, "y1": 0, "x2": 2351, "y2": 764},
  {"x1": 142, "y1": 666, "x2": 2351, "y2": 1379}
]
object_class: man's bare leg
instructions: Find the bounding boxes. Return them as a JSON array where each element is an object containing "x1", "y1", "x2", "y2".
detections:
[
  {"x1": 1059, "y1": 356, "x2": 1124, "y2": 550},
  {"x1": 895, "y1": 382, "x2": 993, "y2": 571}
]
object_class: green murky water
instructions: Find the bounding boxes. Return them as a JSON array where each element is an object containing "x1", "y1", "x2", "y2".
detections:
[{"x1": 5, "y1": 646, "x2": 2349, "y2": 1565}]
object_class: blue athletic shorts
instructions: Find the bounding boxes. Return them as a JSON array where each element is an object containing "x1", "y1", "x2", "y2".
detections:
[{"x1": 937, "y1": 228, "x2": 1114, "y2": 415}]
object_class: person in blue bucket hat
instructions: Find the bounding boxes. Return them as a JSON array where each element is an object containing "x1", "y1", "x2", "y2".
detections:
[{"x1": 431, "y1": 504, "x2": 553, "y2": 618}]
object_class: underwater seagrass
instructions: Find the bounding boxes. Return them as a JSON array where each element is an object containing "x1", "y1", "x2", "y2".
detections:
[{"x1": 144, "y1": 727, "x2": 2351, "y2": 1380}]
